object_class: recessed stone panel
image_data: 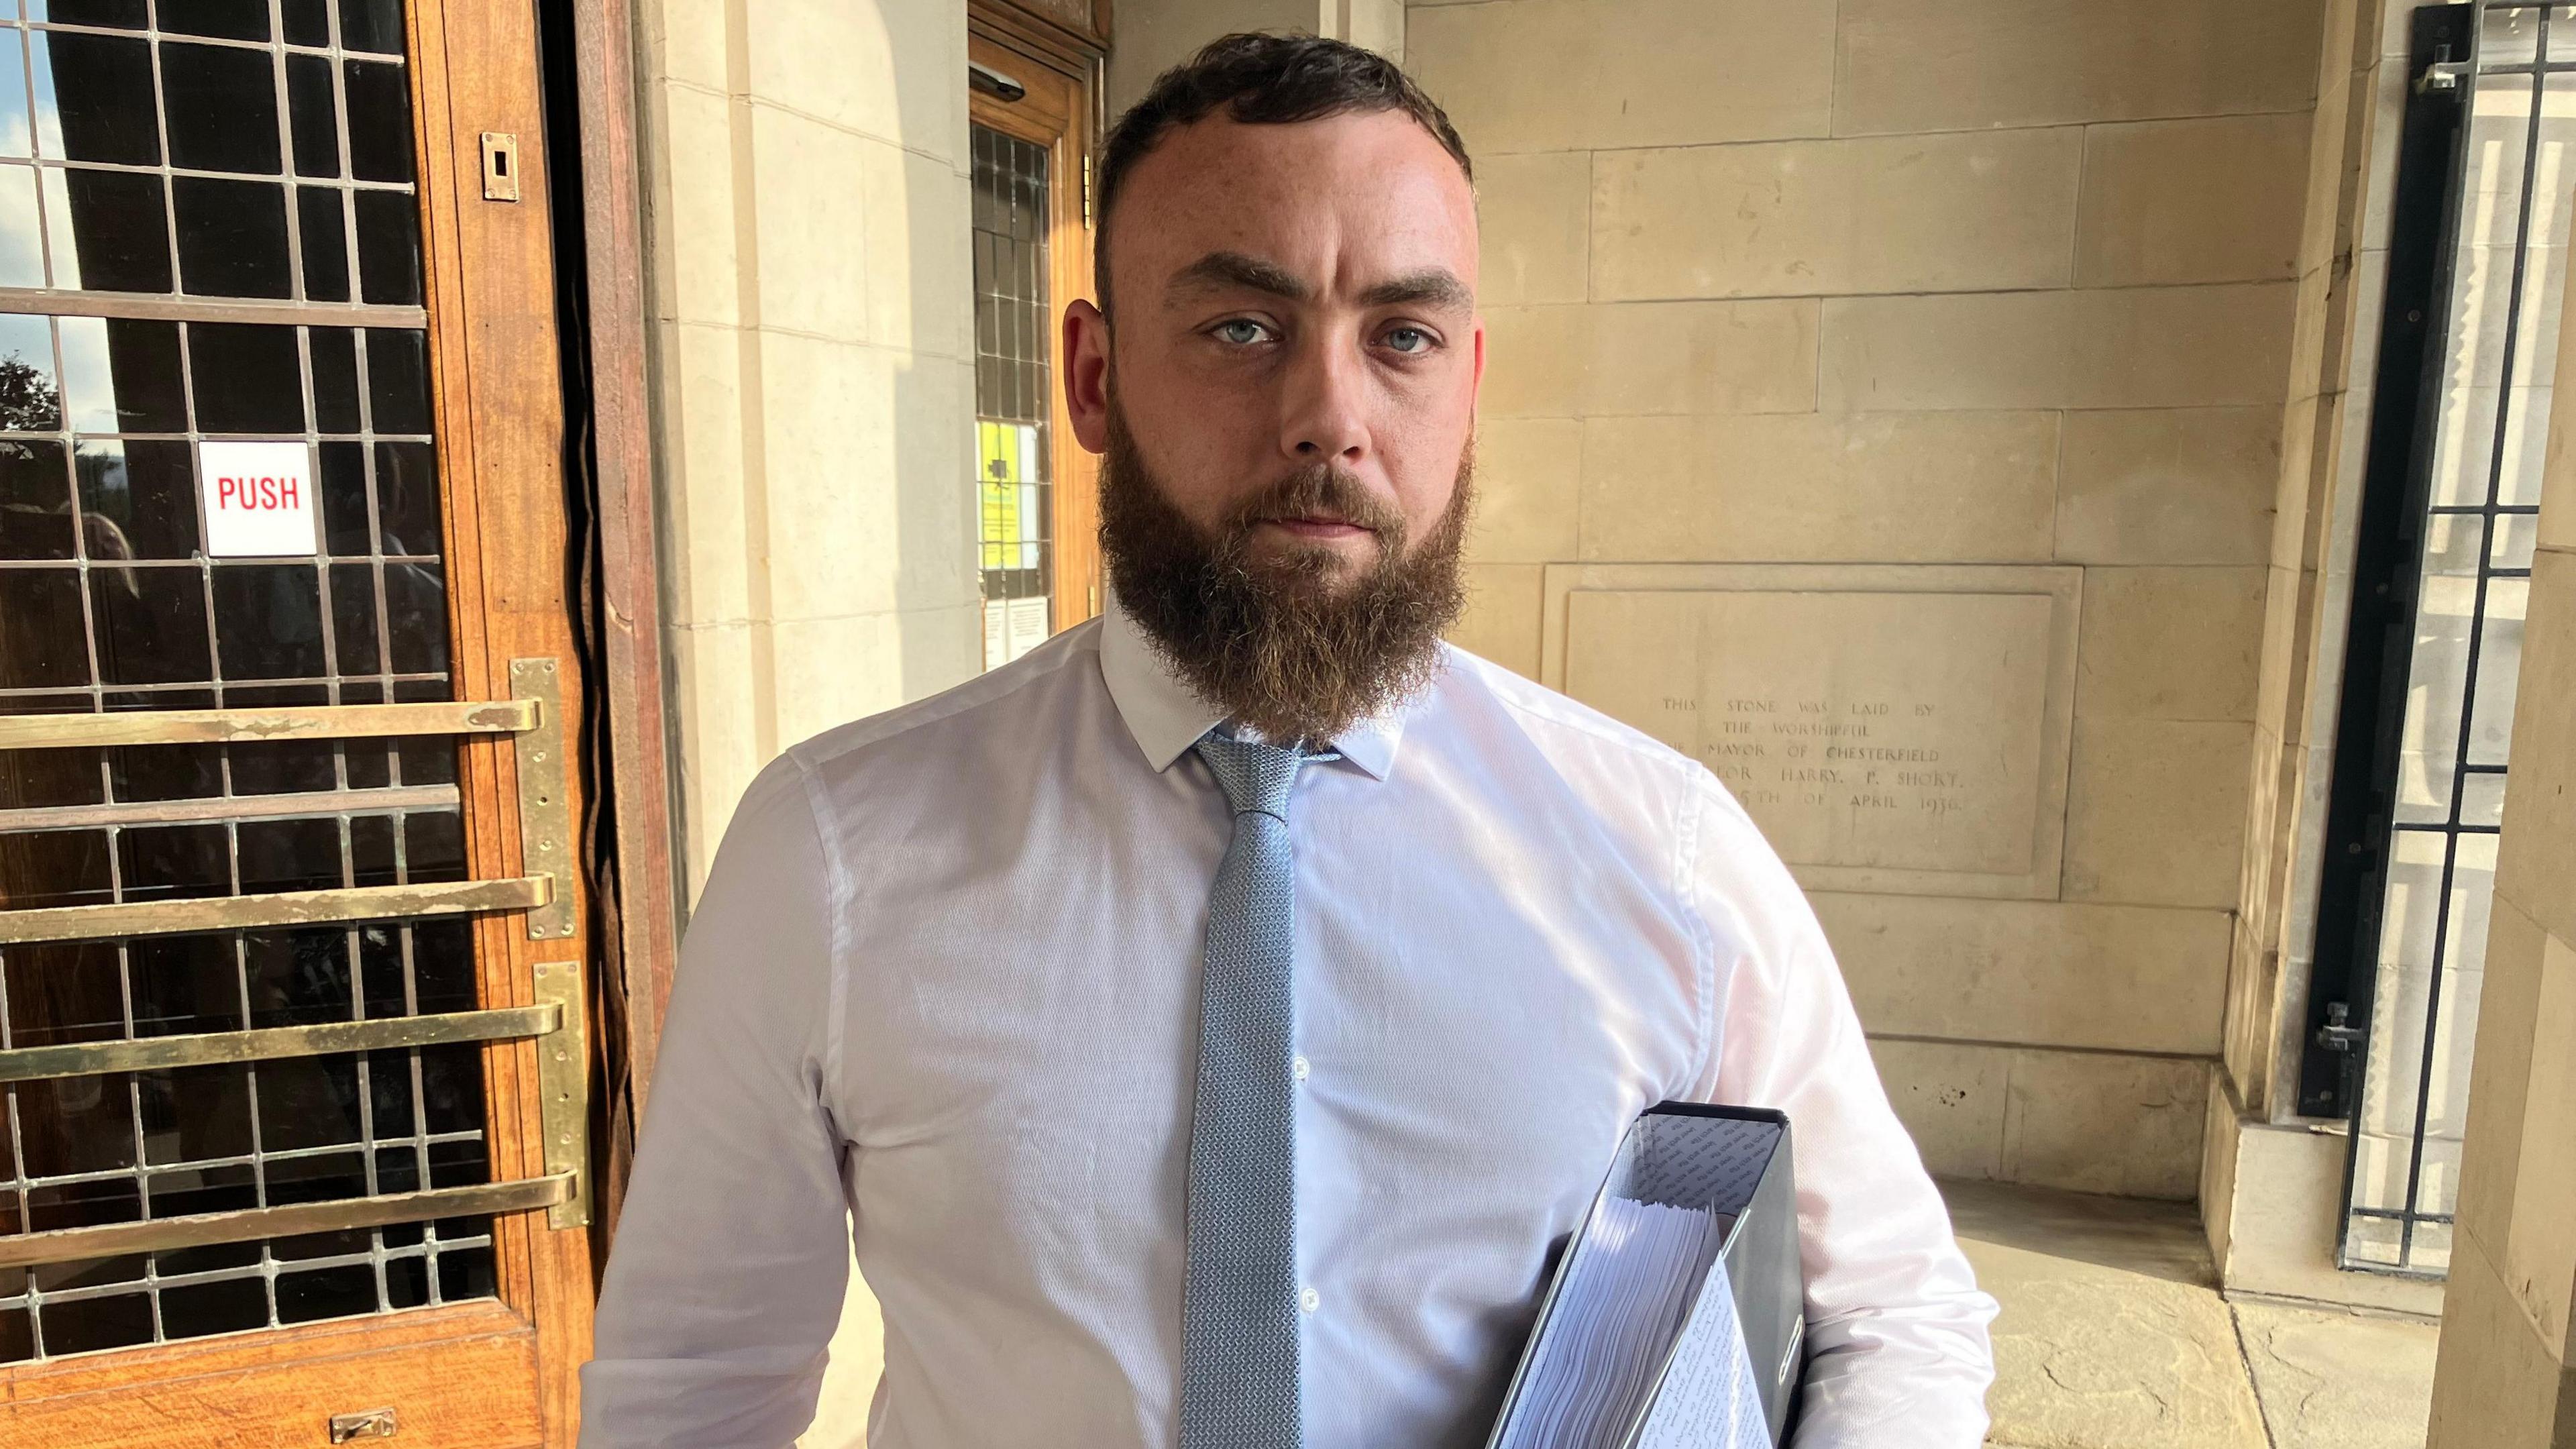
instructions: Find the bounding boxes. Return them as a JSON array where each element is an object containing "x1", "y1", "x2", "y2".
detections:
[{"x1": 1544, "y1": 564, "x2": 2080, "y2": 898}]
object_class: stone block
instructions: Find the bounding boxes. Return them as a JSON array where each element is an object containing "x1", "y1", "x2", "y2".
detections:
[
  {"x1": 747, "y1": 0, "x2": 963, "y2": 161},
  {"x1": 2213, "y1": 1118, "x2": 2447, "y2": 1315},
  {"x1": 866, "y1": 146, "x2": 973, "y2": 361},
  {"x1": 2425, "y1": 1229, "x2": 2576, "y2": 1448},
  {"x1": 757, "y1": 336, "x2": 976, "y2": 624},
  {"x1": 1576, "y1": 411, "x2": 2058, "y2": 564},
  {"x1": 2075, "y1": 566, "x2": 2267, "y2": 722},
  {"x1": 667, "y1": 620, "x2": 769, "y2": 898},
  {"x1": 2054, "y1": 407, "x2": 2282, "y2": 567},
  {"x1": 1814, "y1": 892, "x2": 2231, "y2": 1054},
  {"x1": 2271, "y1": 395, "x2": 2325, "y2": 572},
  {"x1": 649, "y1": 82, "x2": 741, "y2": 328},
  {"x1": 1868, "y1": 1037, "x2": 2008, "y2": 1181},
  {"x1": 771, "y1": 610, "x2": 908, "y2": 752},
  {"x1": 2257, "y1": 566, "x2": 2303, "y2": 738},
  {"x1": 891, "y1": 356, "x2": 980, "y2": 614},
  {"x1": 1819, "y1": 284, "x2": 2295, "y2": 412},
  {"x1": 1449, "y1": 562, "x2": 1544, "y2": 678},
  {"x1": 2076, "y1": 115, "x2": 2312, "y2": 286},
  {"x1": 759, "y1": 331, "x2": 898, "y2": 619},
  {"x1": 749, "y1": 106, "x2": 875, "y2": 345},
  {"x1": 2062, "y1": 717, "x2": 2255, "y2": 908},
  {"x1": 2002, "y1": 1050, "x2": 2209, "y2": 1199},
  {"x1": 1475, "y1": 151, "x2": 1589, "y2": 307},
  {"x1": 1876, "y1": 1041, "x2": 2212, "y2": 1197},
  {"x1": 638, "y1": 0, "x2": 729, "y2": 93},
  {"x1": 1407, "y1": 0, "x2": 1834, "y2": 155},
  {"x1": 1588, "y1": 129, "x2": 2080, "y2": 301},
  {"x1": 1466, "y1": 417, "x2": 1580, "y2": 564},
  {"x1": 1480, "y1": 301, "x2": 1819, "y2": 418},
  {"x1": 1835, "y1": 0, "x2": 2325, "y2": 136},
  {"x1": 656, "y1": 321, "x2": 752, "y2": 629},
  {"x1": 2496, "y1": 551, "x2": 2576, "y2": 946},
  {"x1": 2358, "y1": 59, "x2": 2408, "y2": 254},
  {"x1": 2500, "y1": 926, "x2": 2576, "y2": 1355},
  {"x1": 1547, "y1": 564, "x2": 2080, "y2": 900}
]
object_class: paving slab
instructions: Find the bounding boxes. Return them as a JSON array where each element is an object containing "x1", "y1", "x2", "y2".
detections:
[
  {"x1": 2235, "y1": 1299, "x2": 2437, "y2": 1449},
  {"x1": 1947, "y1": 1179, "x2": 2268, "y2": 1449}
]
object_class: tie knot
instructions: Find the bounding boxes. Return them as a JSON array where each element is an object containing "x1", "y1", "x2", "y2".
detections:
[{"x1": 1194, "y1": 733, "x2": 1334, "y2": 820}]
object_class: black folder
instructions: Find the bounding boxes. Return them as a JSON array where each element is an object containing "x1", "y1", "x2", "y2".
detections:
[{"x1": 1485, "y1": 1103, "x2": 1806, "y2": 1449}]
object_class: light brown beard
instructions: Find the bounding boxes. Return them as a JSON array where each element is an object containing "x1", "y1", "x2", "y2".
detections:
[{"x1": 1099, "y1": 398, "x2": 1472, "y2": 747}]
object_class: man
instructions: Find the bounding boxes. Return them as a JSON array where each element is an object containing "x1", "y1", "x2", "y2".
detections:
[{"x1": 582, "y1": 32, "x2": 1995, "y2": 1449}]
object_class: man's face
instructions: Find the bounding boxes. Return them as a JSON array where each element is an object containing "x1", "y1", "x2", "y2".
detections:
[{"x1": 1066, "y1": 109, "x2": 1484, "y2": 586}]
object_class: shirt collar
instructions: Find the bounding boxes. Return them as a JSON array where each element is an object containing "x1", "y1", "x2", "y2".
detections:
[{"x1": 1097, "y1": 596, "x2": 1406, "y2": 781}]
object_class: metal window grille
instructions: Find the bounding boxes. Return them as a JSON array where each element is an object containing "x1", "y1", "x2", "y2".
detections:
[
  {"x1": 0, "y1": 0, "x2": 497, "y2": 1360},
  {"x1": 973, "y1": 123, "x2": 1053, "y2": 670},
  {"x1": 2306, "y1": 1, "x2": 2563, "y2": 1278}
]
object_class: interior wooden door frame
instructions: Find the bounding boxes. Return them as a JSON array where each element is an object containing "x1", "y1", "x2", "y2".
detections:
[
  {"x1": 0, "y1": 0, "x2": 598, "y2": 1440},
  {"x1": 971, "y1": 9, "x2": 1107, "y2": 635}
]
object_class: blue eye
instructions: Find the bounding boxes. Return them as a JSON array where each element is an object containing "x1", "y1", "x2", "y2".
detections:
[
  {"x1": 1214, "y1": 319, "x2": 1269, "y2": 345},
  {"x1": 1384, "y1": 326, "x2": 1434, "y2": 355}
]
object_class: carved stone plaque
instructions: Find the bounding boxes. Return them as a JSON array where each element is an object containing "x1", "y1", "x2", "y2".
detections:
[{"x1": 1542, "y1": 564, "x2": 2081, "y2": 899}]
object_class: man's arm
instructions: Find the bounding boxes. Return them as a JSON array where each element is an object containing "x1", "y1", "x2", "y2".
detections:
[
  {"x1": 580, "y1": 753, "x2": 855, "y2": 1448},
  {"x1": 1682, "y1": 777, "x2": 1998, "y2": 1448}
]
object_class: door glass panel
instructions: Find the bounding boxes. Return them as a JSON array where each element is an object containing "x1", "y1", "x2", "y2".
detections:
[
  {"x1": 972, "y1": 125, "x2": 1053, "y2": 670},
  {"x1": 5, "y1": 1, "x2": 419, "y2": 304},
  {"x1": 0, "y1": 0, "x2": 496, "y2": 1362}
]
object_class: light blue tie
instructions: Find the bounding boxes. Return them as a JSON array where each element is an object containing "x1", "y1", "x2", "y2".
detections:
[{"x1": 1179, "y1": 731, "x2": 1336, "y2": 1449}]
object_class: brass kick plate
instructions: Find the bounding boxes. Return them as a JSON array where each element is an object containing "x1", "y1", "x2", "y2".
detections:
[
  {"x1": 532, "y1": 959, "x2": 592, "y2": 1228},
  {"x1": 510, "y1": 658, "x2": 576, "y2": 941}
]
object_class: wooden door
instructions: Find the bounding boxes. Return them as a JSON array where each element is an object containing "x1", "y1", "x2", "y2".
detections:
[
  {"x1": 969, "y1": 17, "x2": 1102, "y2": 660},
  {"x1": 0, "y1": 0, "x2": 594, "y2": 1444}
]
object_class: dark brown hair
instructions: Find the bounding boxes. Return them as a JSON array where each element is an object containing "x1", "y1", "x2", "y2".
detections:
[{"x1": 1093, "y1": 32, "x2": 1472, "y2": 317}]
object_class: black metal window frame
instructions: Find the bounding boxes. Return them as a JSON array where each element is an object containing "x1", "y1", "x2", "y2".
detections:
[{"x1": 2302, "y1": 1, "x2": 2557, "y2": 1277}]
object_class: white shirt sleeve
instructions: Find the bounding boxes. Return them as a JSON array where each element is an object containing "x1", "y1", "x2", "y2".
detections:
[
  {"x1": 1682, "y1": 777, "x2": 1999, "y2": 1448},
  {"x1": 579, "y1": 752, "x2": 854, "y2": 1449}
]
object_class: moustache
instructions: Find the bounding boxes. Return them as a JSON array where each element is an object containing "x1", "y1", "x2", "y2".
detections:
[{"x1": 1220, "y1": 466, "x2": 1408, "y2": 545}]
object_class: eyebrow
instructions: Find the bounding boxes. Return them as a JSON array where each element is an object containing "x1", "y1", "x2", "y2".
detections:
[
  {"x1": 1168, "y1": 251, "x2": 1311, "y2": 305},
  {"x1": 1357, "y1": 268, "x2": 1473, "y2": 313},
  {"x1": 1164, "y1": 252, "x2": 1474, "y2": 314}
]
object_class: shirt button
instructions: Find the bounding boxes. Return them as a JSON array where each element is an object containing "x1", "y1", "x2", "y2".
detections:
[
  {"x1": 1299, "y1": 1285, "x2": 1320, "y2": 1314},
  {"x1": 1291, "y1": 1055, "x2": 1311, "y2": 1083}
]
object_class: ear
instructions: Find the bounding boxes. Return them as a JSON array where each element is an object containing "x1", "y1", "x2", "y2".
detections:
[
  {"x1": 1064, "y1": 299, "x2": 1112, "y2": 455},
  {"x1": 1470, "y1": 316, "x2": 1485, "y2": 395}
]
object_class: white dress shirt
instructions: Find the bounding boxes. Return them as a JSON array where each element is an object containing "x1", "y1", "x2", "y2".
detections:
[{"x1": 580, "y1": 604, "x2": 1996, "y2": 1449}]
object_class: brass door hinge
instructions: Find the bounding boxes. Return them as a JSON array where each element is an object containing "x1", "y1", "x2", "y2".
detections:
[
  {"x1": 510, "y1": 658, "x2": 577, "y2": 941},
  {"x1": 1081, "y1": 154, "x2": 1093, "y2": 229},
  {"x1": 533, "y1": 958, "x2": 592, "y2": 1229}
]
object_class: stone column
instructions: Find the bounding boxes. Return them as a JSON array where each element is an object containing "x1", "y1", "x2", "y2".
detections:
[{"x1": 2424, "y1": 199, "x2": 2576, "y2": 1446}]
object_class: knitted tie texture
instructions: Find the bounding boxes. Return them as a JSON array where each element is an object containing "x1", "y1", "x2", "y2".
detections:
[{"x1": 1180, "y1": 731, "x2": 1335, "y2": 1449}]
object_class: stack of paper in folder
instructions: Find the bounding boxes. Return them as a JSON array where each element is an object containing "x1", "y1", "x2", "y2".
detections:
[{"x1": 1487, "y1": 1104, "x2": 1804, "y2": 1449}]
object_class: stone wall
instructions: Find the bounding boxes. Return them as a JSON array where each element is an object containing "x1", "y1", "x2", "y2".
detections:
[
  {"x1": 1409, "y1": 0, "x2": 2328, "y2": 1199},
  {"x1": 636, "y1": 0, "x2": 981, "y2": 900},
  {"x1": 2425, "y1": 97, "x2": 2576, "y2": 1447},
  {"x1": 1110, "y1": 0, "x2": 1404, "y2": 113}
]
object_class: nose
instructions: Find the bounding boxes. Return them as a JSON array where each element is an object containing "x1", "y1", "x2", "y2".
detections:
[{"x1": 1279, "y1": 333, "x2": 1370, "y2": 466}]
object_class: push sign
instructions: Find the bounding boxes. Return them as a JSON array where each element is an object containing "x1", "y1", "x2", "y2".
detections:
[{"x1": 198, "y1": 441, "x2": 319, "y2": 557}]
